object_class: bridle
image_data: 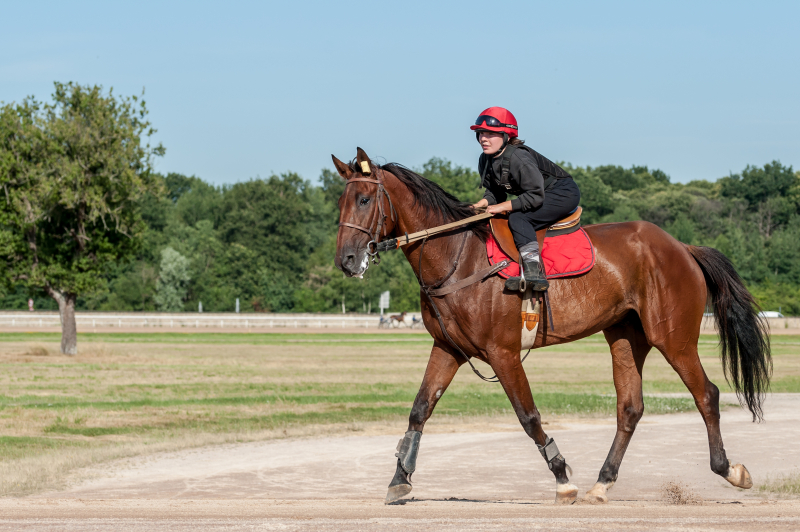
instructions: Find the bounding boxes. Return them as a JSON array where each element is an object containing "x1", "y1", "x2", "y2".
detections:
[
  {"x1": 337, "y1": 167, "x2": 397, "y2": 265},
  {"x1": 336, "y1": 165, "x2": 517, "y2": 383}
]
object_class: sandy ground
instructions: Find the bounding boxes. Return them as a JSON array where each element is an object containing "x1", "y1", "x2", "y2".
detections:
[{"x1": 2, "y1": 394, "x2": 799, "y2": 530}]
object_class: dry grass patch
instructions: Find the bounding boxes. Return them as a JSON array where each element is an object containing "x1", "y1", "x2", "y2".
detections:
[
  {"x1": 758, "y1": 470, "x2": 800, "y2": 497},
  {"x1": 23, "y1": 344, "x2": 50, "y2": 357}
]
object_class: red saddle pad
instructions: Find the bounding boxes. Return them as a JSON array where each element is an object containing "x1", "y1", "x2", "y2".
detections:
[
  {"x1": 541, "y1": 228, "x2": 595, "y2": 278},
  {"x1": 486, "y1": 234, "x2": 520, "y2": 278},
  {"x1": 487, "y1": 227, "x2": 595, "y2": 280}
]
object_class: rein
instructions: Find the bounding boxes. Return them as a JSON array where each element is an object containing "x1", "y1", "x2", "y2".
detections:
[
  {"x1": 417, "y1": 232, "x2": 506, "y2": 382},
  {"x1": 339, "y1": 167, "x2": 526, "y2": 383},
  {"x1": 374, "y1": 212, "x2": 493, "y2": 253}
]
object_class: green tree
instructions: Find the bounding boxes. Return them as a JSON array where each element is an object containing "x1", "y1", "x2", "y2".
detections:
[
  {"x1": 665, "y1": 213, "x2": 697, "y2": 244},
  {"x1": 418, "y1": 157, "x2": 483, "y2": 203},
  {"x1": 171, "y1": 176, "x2": 221, "y2": 228},
  {"x1": 97, "y1": 261, "x2": 158, "y2": 311},
  {"x1": 320, "y1": 167, "x2": 346, "y2": 224},
  {"x1": 600, "y1": 203, "x2": 640, "y2": 224},
  {"x1": 563, "y1": 165, "x2": 615, "y2": 223},
  {"x1": 218, "y1": 174, "x2": 327, "y2": 275},
  {"x1": 0, "y1": 82, "x2": 163, "y2": 353},
  {"x1": 593, "y1": 165, "x2": 670, "y2": 191},
  {"x1": 719, "y1": 161, "x2": 797, "y2": 208},
  {"x1": 154, "y1": 247, "x2": 191, "y2": 311},
  {"x1": 767, "y1": 216, "x2": 800, "y2": 284}
]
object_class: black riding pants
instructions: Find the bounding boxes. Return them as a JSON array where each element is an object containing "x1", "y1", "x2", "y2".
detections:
[{"x1": 508, "y1": 178, "x2": 581, "y2": 248}]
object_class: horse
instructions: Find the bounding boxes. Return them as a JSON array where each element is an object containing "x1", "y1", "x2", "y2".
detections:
[
  {"x1": 332, "y1": 148, "x2": 771, "y2": 504},
  {"x1": 389, "y1": 311, "x2": 408, "y2": 328}
]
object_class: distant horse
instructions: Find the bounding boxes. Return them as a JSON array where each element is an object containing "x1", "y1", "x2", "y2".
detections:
[
  {"x1": 333, "y1": 148, "x2": 770, "y2": 504},
  {"x1": 389, "y1": 311, "x2": 407, "y2": 328}
]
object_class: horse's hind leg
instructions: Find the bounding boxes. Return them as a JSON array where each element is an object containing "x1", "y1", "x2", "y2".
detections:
[
  {"x1": 492, "y1": 349, "x2": 579, "y2": 503},
  {"x1": 385, "y1": 343, "x2": 463, "y2": 504},
  {"x1": 586, "y1": 317, "x2": 651, "y2": 504},
  {"x1": 654, "y1": 335, "x2": 753, "y2": 490}
]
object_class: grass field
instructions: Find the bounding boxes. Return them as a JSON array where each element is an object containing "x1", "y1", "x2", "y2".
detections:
[
  {"x1": 1, "y1": 332, "x2": 798, "y2": 496},
  {"x1": 758, "y1": 471, "x2": 800, "y2": 496}
]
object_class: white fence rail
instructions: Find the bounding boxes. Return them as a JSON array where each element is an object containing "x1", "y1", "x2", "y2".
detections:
[
  {"x1": 701, "y1": 315, "x2": 800, "y2": 331},
  {"x1": 0, "y1": 311, "x2": 422, "y2": 330},
  {"x1": 0, "y1": 312, "x2": 795, "y2": 331}
]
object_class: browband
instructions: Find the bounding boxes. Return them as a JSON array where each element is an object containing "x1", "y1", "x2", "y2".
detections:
[{"x1": 345, "y1": 178, "x2": 381, "y2": 185}]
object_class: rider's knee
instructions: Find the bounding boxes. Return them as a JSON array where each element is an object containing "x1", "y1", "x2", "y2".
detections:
[{"x1": 507, "y1": 211, "x2": 526, "y2": 231}]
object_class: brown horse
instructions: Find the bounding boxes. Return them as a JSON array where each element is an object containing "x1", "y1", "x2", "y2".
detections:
[
  {"x1": 332, "y1": 148, "x2": 771, "y2": 504},
  {"x1": 389, "y1": 311, "x2": 408, "y2": 327}
]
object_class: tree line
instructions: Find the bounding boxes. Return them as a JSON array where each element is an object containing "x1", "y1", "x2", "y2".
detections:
[
  {"x1": 7, "y1": 155, "x2": 799, "y2": 316},
  {"x1": 2, "y1": 84, "x2": 799, "y2": 352}
]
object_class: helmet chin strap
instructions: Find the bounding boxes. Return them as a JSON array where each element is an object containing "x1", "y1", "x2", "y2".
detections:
[
  {"x1": 498, "y1": 133, "x2": 510, "y2": 154},
  {"x1": 476, "y1": 132, "x2": 511, "y2": 157}
]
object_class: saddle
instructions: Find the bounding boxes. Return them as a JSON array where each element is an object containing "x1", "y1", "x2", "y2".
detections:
[
  {"x1": 489, "y1": 207, "x2": 583, "y2": 263},
  {"x1": 487, "y1": 207, "x2": 586, "y2": 347}
]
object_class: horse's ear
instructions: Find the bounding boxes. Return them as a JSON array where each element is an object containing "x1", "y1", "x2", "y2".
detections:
[
  {"x1": 356, "y1": 147, "x2": 372, "y2": 175},
  {"x1": 331, "y1": 155, "x2": 353, "y2": 180}
]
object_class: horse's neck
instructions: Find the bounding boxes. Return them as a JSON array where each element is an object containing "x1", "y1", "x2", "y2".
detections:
[
  {"x1": 382, "y1": 173, "x2": 465, "y2": 238},
  {"x1": 382, "y1": 177, "x2": 482, "y2": 284},
  {"x1": 383, "y1": 182, "x2": 436, "y2": 238}
]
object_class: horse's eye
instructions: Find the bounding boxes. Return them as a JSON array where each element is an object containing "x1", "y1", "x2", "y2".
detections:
[{"x1": 360, "y1": 197, "x2": 370, "y2": 206}]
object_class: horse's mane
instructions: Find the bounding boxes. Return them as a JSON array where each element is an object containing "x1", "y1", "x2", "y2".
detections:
[{"x1": 352, "y1": 161, "x2": 489, "y2": 240}]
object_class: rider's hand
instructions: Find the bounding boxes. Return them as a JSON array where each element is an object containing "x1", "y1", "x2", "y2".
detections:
[
  {"x1": 472, "y1": 199, "x2": 489, "y2": 213},
  {"x1": 487, "y1": 201, "x2": 512, "y2": 215}
]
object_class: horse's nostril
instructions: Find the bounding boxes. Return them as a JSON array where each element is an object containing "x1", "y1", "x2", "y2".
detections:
[{"x1": 344, "y1": 254, "x2": 355, "y2": 267}]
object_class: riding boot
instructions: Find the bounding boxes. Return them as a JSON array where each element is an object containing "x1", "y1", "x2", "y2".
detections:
[
  {"x1": 522, "y1": 257, "x2": 549, "y2": 292},
  {"x1": 504, "y1": 241, "x2": 549, "y2": 292}
]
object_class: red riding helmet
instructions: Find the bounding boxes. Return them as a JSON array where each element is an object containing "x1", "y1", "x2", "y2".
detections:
[{"x1": 470, "y1": 107, "x2": 519, "y2": 138}]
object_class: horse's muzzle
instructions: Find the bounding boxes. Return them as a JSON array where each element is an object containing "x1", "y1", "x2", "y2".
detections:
[{"x1": 336, "y1": 245, "x2": 370, "y2": 278}]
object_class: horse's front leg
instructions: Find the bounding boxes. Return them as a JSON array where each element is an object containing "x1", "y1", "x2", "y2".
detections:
[
  {"x1": 385, "y1": 343, "x2": 463, "y2": 504},
  {"x1": 492, "y1": 349, "x2": 579, "y2": 504}
]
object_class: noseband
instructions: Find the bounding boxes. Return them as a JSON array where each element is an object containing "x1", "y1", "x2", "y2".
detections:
[{"x1": 337, "y1": 168, "x2": 397, "y2": 264}]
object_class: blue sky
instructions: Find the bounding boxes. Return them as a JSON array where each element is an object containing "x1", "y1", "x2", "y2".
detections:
[{"x1": 2, "y1": 1, "x2": 798, "y2": 185}]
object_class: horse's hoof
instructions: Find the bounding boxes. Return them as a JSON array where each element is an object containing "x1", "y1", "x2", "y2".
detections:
[
  {"x1": 555, "y1": 483, "x2": 579, "y2": 504},
  {"x1": 584, "y1": 482, "x2": 610, "y2": 504},
  {"x1": 385, "y1": 483, "x2": 412, "y2": 504},
  {"x1": 725, "y1": 463, "x2": 753, "y2": 489}
]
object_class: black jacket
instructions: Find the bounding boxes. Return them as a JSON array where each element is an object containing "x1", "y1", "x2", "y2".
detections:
[{"x1": 480, "y1": 145, "x2": 572, "y2": 212}]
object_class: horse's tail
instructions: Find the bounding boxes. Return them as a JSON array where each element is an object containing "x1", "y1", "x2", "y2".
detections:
[{"x1": 686, "y1": 245, "x2": 772, "y2": 421}]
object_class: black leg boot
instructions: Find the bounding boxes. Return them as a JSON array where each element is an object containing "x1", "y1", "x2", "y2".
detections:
[
  {"x1": 522, "y1": 258, "x2": 549, "y2": 292},
  {"x1": 504, "y1": 242, "x2": 549, "y2": 292}
]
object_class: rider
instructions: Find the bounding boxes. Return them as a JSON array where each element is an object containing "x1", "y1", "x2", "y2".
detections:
[{"x1": 470, "y1": 107, "x2": 580, "y2": 292}]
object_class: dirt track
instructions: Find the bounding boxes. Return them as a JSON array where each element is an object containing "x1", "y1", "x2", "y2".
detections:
[{"x1": 2, "y1": 394, "x2": 799, "y2": 530}]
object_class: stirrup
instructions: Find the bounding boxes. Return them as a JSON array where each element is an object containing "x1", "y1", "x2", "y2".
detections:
[{"x1": 523, "y1": 259, "x2": 549, "y2": 292}]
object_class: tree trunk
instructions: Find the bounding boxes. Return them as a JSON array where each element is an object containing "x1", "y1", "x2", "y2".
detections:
[{"x1": 48, "y1": 288, "x2": 78, "y2": 355}]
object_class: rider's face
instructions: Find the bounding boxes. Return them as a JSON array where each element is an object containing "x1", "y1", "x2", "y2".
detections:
[{"x1": 477, "y1": 131, "x2": 505, "y2": 155}]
